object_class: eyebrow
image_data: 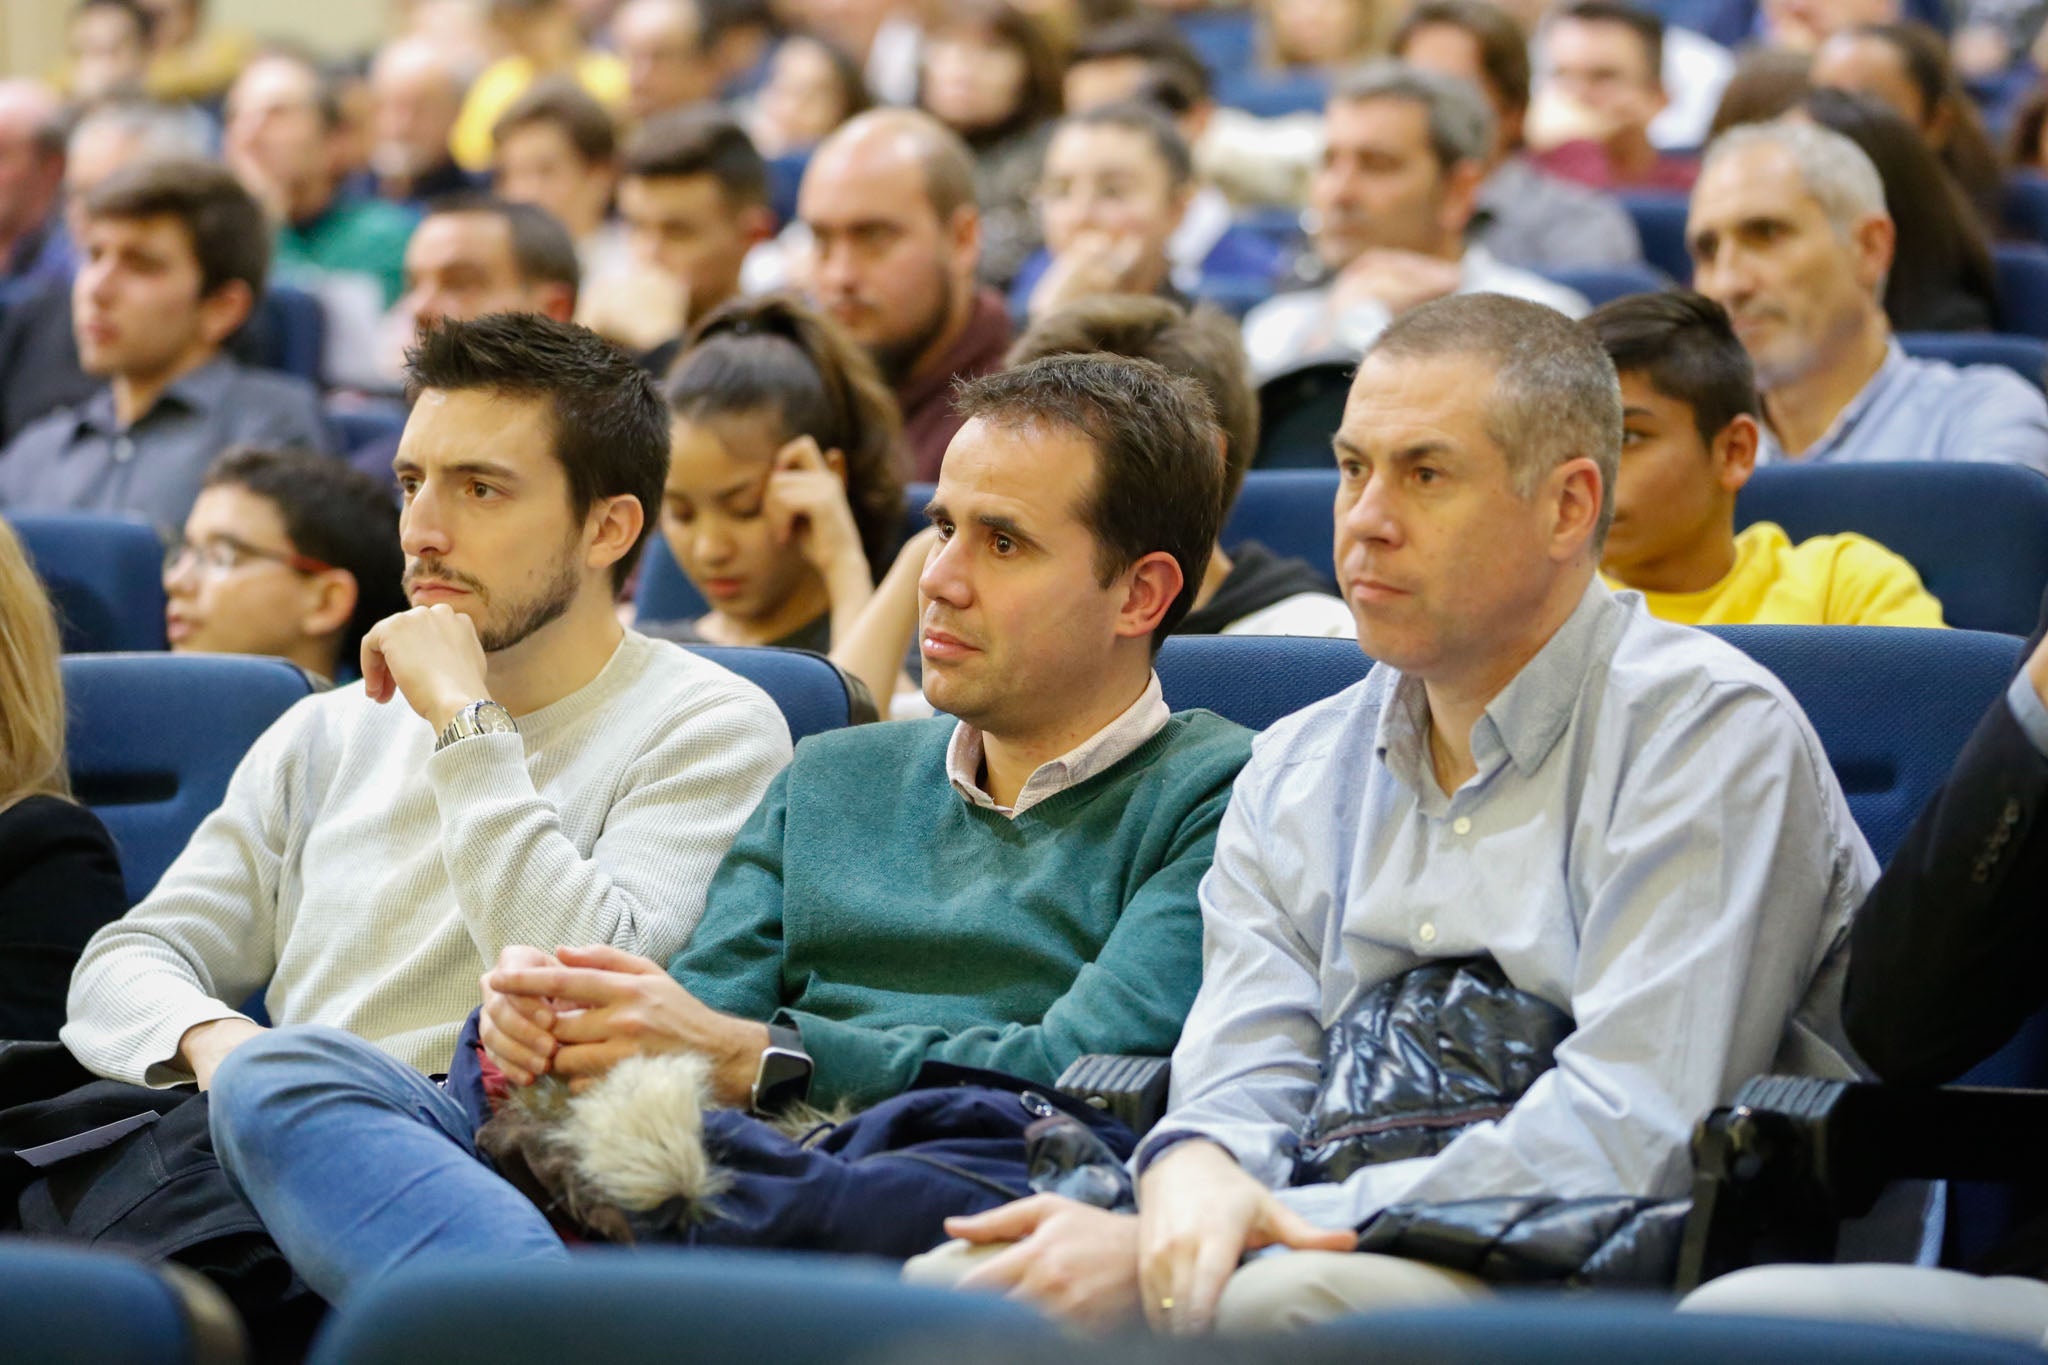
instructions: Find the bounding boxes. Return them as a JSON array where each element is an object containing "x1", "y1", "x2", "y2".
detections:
[
  {"x1": 1333, "y1": 435, "x2": 1457, "y2": 461},
  {"x1": 391, "y1": 458, "x2": 524, "y2": 484}
]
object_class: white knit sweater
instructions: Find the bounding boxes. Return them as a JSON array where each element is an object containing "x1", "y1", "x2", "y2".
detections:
[{"x1": 62, "y1": 632, "x2": 793, "y2": 1086}]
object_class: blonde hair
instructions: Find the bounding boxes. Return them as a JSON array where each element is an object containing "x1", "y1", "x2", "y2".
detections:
[{"x1": 0, "y1": 520, "x2": 70, "y2": 807}]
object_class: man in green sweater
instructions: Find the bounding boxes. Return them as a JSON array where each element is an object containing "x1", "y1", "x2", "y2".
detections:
[{"x1": 208, "y1": 352, "x2": 1256, "y2": 1301}]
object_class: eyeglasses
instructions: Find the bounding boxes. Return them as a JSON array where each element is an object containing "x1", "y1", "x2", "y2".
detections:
[{"x1": 163, "y1": 534, "x2": 334, "y2": 579}]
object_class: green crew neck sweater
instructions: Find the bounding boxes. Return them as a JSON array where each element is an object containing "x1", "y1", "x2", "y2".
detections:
[{"x1": 670, "y1": 710, "x2": 1252, "y2": 1107}]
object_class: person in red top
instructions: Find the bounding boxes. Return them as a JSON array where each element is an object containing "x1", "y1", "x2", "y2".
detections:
[{"x1": 1532, "y1": 0, "x2": 1699, "y2": 192}]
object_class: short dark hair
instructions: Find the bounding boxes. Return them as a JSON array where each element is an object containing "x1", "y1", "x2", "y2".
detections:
[
  {"x1": 620, "y1": 106, "x2": 768, "y2": 208},
  {"x1": 420, "y1": 192, "x2": 582, "y2": 302},
  {"x1": 1554, "y1": 0, "x2": 1665, "y2": 84},
  {"x1": 697, "y1": 0, "x2": 774, "y2": 47},
  {"x1": 404, "y1": 314, "x2": 670, "y2": 590},
  {"x1": 667, "y1": 293, "x2": 905, "y2": 573},
  {"x1": 202, "y1": 447, "x2": 408, "y2": 664},
  {"x1": 1394, "y1": 0, "x2": 1531, "y2": 115},
  {"x1": 922, "y1": 0, "x2": 1065, "y2": 137},
  {"x1": 1070, "y1": 17, "x2": 1212, "y2": 104},
  {"x1": 1053, "y1": 100, "x2": 1193, "y2": 188},
  {"x1": 1584, "y1": 289, "x2": 1759, "y2": 448},
  {"x1": 81, "y1": 157, "x2": 270, "y2": 299},
  {"x1": 1007, "y1": 296, "x2": 1256, "y2": 516},
  {"x1": 492, "y1": 77, "x2": 618, "y2": 166},
  {"x1": 952, "y1": 353, "x2": 1223, "y2": 649}
]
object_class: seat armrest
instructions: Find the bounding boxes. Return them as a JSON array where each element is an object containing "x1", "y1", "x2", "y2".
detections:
[
  {"x1": 1056, "y1": 1055, "x2": 1171, "y2": 1136},
  {"x1": 1676, "y1": 1075, "x2": 2048, "y2": 1291}
]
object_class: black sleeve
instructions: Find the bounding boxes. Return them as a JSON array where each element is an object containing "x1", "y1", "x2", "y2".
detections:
[
  {"x1": 1844, "y1": 594, "x2": 2048, "y2": 1084},
  {"x1": 0, "y1": 796, "x2": 130, "y2": 1042}
]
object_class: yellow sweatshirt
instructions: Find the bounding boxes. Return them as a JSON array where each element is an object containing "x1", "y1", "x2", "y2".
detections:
[{"x1": 1607, "y1": 522, "x2": 1946, "y2": 628}]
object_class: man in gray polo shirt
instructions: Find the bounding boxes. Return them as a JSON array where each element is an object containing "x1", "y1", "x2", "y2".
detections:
[
  {"x1": 1688, "y1": 119, "x2": 2048, "y2": 477},
  {"x1": 0, "y1": 157, "x2": 329, "y2": 531}
]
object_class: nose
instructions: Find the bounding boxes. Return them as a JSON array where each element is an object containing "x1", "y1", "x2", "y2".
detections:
[
  {"x1": 1336, "y1": 467, "x2": 1401, "y2": 558},
  {"x1": 689, "y1": 515, "x2": 736, "y2": 567},
  {"x1": 1691, "y1": 238, "x2": 1750, "y2": 305},
  {"x1": 162, "y1": 549, "x2": 198, "y2": 596},
  {"x1": 917, "y1": 529, "x2": 972, "y2": 610},
  {"x1": 400, "y1": 476, "x2": 452, "y2": 560}
]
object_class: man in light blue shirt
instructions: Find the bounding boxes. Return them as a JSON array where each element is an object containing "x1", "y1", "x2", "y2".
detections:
[
  {"x1": 1688, "y1": 119, "x2": 2048, "y2": 477},
  {"x1": 922, "y1": 292, "x2": 1875, "y2": 1332}
]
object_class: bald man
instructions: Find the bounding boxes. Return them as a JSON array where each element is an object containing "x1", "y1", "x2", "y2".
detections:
[
  {"x1": 797, "y1": 108, "x2": 1011, "y2": 480},
  {"x1": 0, "y1": 82, "x2": 70, "y2": 292},
  {"x1": 364, "y1": 38, "x2": 480, "y2": 205}
]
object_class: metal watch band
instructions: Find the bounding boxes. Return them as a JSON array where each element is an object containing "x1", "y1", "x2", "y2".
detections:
[{"x1": 434, "y1": 699, "x2": 517, "y2": 752}]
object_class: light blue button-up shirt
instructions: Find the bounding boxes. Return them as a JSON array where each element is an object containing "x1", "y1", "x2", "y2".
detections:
[
  {"x1": 1758, "y1": 341, "x2": 2048, "y2": 478},
  {"x1": 1139, "y1": 580, "x2": 1876, "y2": 1230}
]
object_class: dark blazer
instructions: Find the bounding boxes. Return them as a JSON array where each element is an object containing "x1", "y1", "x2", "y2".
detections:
[
  {"x1": 0, "y1": 795, "x2": 127, "y2": 1042},
  {"x1": 1844, "y1": 591, "x2": 2048, "y2": 1083}
]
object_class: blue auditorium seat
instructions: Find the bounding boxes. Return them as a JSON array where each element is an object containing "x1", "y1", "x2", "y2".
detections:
[
  {"x1": 0, "y1": 1241, "x2": 245, "y2": 1365},
  {"x1": 11, "y1": 513, "x2": 168, "y2": 652},
  {"x1": 764, "y1": 151, "x2": 808, "y2": 229},
  {"x1": 1618, "y1": 190, "x2": 1694, "y2": 284},
  {"x1": 682, "y1": 645, "x2": 858, "y2": 742},
  {"x1": 1222, "y1": 468, "x2": 1336, "y2": 578},
  {"x1": 1255, "y1": 361, "x2": 1352, "y2": 469},
  {"x1": 304, "y1": 1247, "x2": 1054, "y2": 1365},
  {"x1": 1311, "y1": 1300, "x2": 2047, "y2": 1364},
  {"x1": 325, "y1": 400, "x2": 409, "y2": 457},
  {"x1": 1997, "y1": 243, "x2": 2048, "y2": 339},
  {"x1": 1898, "y1": 332, "x2": 2048, "y2": 392},
  {"x1": 1539, "y1": 262, "x2": 1670, "y2": 306},
  {"x1": 2005, "y1": 172, "x2": 2048, "y2": 243},
  {"x1": 1175, "y1": 8, "x2": 1258, "y2": 78},
  {"x1": 1157, "y1": 626, "x2": 2021, "y2": 868},
  {"x1": 1738, "y1": 461, "x2": 2048, "y2": 637},
  {"x1": 1213, "y1": 69, "x2": 1330, "y2": 118},
  {"x1": 63, "y1": 652, "x2": 320, "y2": 903},
  {"x1": 250, "y1": 284, "x2": 325, "y2": 384}
]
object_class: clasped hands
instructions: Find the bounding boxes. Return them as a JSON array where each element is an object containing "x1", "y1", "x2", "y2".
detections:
[
  {"x1": 938, "y1": 1138, "x2": 1352, "y2": 1334},
  {"x1": 478, "y1": 944, "x2": 769, "y2": 1106}
]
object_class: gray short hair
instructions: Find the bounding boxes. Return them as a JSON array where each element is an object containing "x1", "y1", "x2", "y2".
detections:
[
  {"x1": 1330, "y1": 60, "x2": 1494, "y2": 170},
  {"x1": 1701, "y1": 119, "x2": 1887, "y2": 238},
  {"x1": 1363, "y1": 293, "x2": 1622, "y2": 550},
  {"x1": 67, "y1": 99, "x2": 211, "y2": 164}
]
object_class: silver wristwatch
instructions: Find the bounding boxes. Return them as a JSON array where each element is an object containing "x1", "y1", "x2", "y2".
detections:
[{"x1": 434, "y1": 699, "x2": 518, "y2": 751}]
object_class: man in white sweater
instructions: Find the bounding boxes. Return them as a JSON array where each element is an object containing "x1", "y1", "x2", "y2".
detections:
[{"x1": 62, "y1": 313, "x2": 794, "y2": 1091}]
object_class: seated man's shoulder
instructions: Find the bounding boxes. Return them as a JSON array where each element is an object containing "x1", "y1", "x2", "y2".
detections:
[
  {"x1": 218, "y1": 363, "x2": 326, "y2": 424},
  {"x1": 624, "y1": 634, "x2": 796, "y2": 740},
  {"x1": 0, "y1": 402, "x2": 83, "y2": 460},
  {"x1": 1908, "y1": 352, "x2": 2048, "y2": 414},
  {"x1": 1600, "y1": 605, "x2": 1819, "y2": 752}
]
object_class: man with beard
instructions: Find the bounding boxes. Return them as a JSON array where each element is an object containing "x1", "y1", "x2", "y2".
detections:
[
  {"x1": 1688, "y1": 119, "x2": 2048, "y2": 476},
  {"x1": 62, "y1": 312, "x2": 793, "y2": 1091},
  {"x1": 797, "y1": 108, "x2": 1012, "y2": 481}
]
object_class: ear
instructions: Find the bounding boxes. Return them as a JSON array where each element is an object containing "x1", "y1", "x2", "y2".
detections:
[
  {"x1": 537, "y1": 281, "x2": 577, "y2": 322},
  {"x1": 1852, "y1": 212, "x2": 1895, "y2": 295},
  {"x1": 1114, "y1": 548, "x2": 1185, "y2": 643},
  {"x1": 587, "y1": 492, "x2": 648, "y2": 577},
  {"x1": 1712, "y1": 413, "x2": 1760, "y2": 494},
  {"x1": 299, "y1": 570, "x2": 359, "y2": 641},
  {"x1": 740, "y1": 202, "x2": 777, "y2": 248},
  {"x1": 1546, "y1": 455, "x2": 1605, "y2": 562},
  {"x1": 1439, "y1": 159, "x2": 1486, "y2": 236},
  {"x1": 946, "y1": 204, "x2": 982, "y2": 280},
  {"x1": 196, "y1": 278, "x2": 255, "y2": 348}
]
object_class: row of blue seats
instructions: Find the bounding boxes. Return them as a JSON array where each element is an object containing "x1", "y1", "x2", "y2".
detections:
[
  {"x1": 28, "y1": 626, "x2": 2045, "y2": 1363},
  {"x1": 633, "y1": 460, "x2": 2048, "y2": 639},
  {"x1": 7, "y1": 1240, "x2": 2040, "y2": 1365}
]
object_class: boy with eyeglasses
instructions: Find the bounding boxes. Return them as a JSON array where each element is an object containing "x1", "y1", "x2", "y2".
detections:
[{"x1": 163, "y1": 446, "x2": 410, "y2": 681}]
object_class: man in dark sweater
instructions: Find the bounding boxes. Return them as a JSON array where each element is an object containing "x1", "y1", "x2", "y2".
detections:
[{"x1": 207, "y1": 351, "x2": 1254, "y2": 1302}]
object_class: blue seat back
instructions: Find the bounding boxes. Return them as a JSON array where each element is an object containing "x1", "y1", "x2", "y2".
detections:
[
  {"x1": 305, "y1": 1247, "x2": 1054, "y2": 1365},
  {"x1": 64, "y1": 652, "x2": 320, "y2": 904},
  {"x1": 1156, "y1": 626, "x2": 2022, "y2": 868},
  {"x1": 251, "y1": 284, "x2": 325, "y2": 383},
  {"x1": 2004, "y1": 172, "x2": 2048, "y2": 242},
  {"x1": 765, "y1": 151, "x2": 809, "y2": 228},
  {"x1": 1213, "y1": 69, "x2": 1329, "y2": 118},
  {"x1": 1898, "y1": 332, "x2": 2048, "y2": 392},
  {"x1": 1539, "y1": 262, "x2": 1669, "y2": 306},
  {"x1": 11, "y1": 513, "x2": 168, "y2": 652},
  {"x1": 1737, "y1": 461, "x2": 2048, "y2": 637},
  {"x1": 326, "y1": 400, "x2": 409, "y2": 456},
  {"x1": 0, "y1": 1242, "x2": 223, "y2": 1365},
  {"x1": 681, "y1": 645, "x2": 855, "y2": 743},
  {"x1": 1618, "y1": 190, "x2": 1694, "y2": 283},
  {"x1": 1310, "y1": 1300, "x2": 2047, "y2": 1363},
  {"x1": 1255, "y1": 361, "x2": 1352, "y2": 469},
  {"x1": 1223, "y1": 469, "x2": 1336, "y2": 577},
  {"x1": 1175, "y1": 9, "x2": 1258, "y2": 78},
  {"x1": 1996, "y1": 242, "x2": 2048, "y2": 339}
]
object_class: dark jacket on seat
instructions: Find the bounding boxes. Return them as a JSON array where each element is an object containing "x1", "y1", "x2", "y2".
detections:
[{"x1": 0, "y1": 795, "x2": 127, "y2": 1041}]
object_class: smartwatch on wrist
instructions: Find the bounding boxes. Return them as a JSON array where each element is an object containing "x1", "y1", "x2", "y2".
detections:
[
  {"x1": 751, "y1": 1023, "x2": 813, "y2": 1115},
  {"x1": 435, "y1": 699, "x2": 517, "y2": 751}
]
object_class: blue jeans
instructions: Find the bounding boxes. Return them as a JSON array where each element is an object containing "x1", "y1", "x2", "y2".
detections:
[{"x1": 209, "y1": 1026, "x2": 569, "y2": 1303}]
